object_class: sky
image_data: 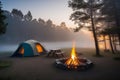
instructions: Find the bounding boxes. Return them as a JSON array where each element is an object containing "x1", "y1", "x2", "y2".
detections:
[{"x1": 1, "y1": 0, "x2": 76, "y2": 27}]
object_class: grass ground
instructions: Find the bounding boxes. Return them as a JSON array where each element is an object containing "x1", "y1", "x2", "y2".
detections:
[
  {"x1": 0, "y1": 48, "x2": 120, "y2": 80},
  {"x1": 0, "y1": 61, "x2": 12, "y2": 70}
]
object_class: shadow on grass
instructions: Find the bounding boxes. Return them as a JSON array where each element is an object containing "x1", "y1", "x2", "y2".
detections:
[
  {"x1": 92, "y1": 54, "x2": 104, "y2": 58},
  {"x1": 113, "y1": 57, "x2": 120, "y2": 61},
  {"x1": 0, "y1": 77, "x2": 13, "y2": 80}
]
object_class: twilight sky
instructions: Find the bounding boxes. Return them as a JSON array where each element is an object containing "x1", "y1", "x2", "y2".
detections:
[{"x1": 1, "y1": 0, "x2": 76, "y2": 27}]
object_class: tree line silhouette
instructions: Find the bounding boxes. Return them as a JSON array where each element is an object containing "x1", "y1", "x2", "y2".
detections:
[{"x1": 1, "y1": 2, "x2": 90, "y2": 44}]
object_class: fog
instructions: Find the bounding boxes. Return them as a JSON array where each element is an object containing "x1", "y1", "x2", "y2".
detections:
[{"x1": 0, "y1": 41, "x2": 94, "y2": 52}]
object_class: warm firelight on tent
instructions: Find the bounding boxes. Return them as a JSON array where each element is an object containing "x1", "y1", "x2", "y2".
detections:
[
  {"x1": 65, "y1": 42, "x2": 80, "y2": 68},
  {"x1": 36, "y1": 44, "x2": 43, "y2": 53}
]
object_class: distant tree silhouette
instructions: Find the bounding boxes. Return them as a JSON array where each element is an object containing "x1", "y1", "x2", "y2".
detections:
[
  {"x1": 60, "y1": 22, "x2": 66, "y2": 28},
  {"x1": 0, "y1": 1, "x2": 7, "y2": 35},
  {"x1": 46, "y1": 19, "x2": 53, "y2": 26},
  {"x1": 60, "y1": 22, "x2": 69, "y2": 30},
  {"x1": 32, "y1": 19, "x2": 38, "y2": 23},
  {"x1": 24, "y1": 11, "x2": 32, "y2": 21},
  {"x1": 68, "y1": 0, "x2": 103, "y2": 56},
  {"x1": 11, "y1": 9, "x2": 23, "y2": 18},
  {"x1": 38, "y1": 18, "x2": 45, "y2": 24}
]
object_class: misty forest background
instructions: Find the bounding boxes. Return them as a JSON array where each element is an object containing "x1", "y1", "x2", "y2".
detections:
[{"x1": 0, "y1": 9, "x2": 92, "y2": 44}]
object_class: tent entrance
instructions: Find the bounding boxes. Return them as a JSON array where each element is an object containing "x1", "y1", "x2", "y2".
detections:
[
  {"x1": 36, "y1": 43, "x2": 43, "y2": 53},
  {"x1": 19, "y1": 47, "x2": 24, "y2": 54}
]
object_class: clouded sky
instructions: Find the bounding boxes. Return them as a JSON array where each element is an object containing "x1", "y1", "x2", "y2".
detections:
[{"x1": 1, "y1": 0, "x2": 76, "y2": 27}]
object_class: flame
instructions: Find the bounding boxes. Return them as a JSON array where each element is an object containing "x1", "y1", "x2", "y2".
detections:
[
  {"x1": 65, "y1": 42, "x2": 80, "y2": 68},
  {"x1": 71, "y1": 43, "x2": 77, "y2": 60}
]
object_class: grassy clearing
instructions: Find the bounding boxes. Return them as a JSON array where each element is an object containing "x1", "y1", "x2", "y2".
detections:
[
  {"x1": 114, "y1": 57, "x2": 120, "y2": 61},
  {"x1": 0, "y1": 48, "x2": 120, "y2": 80}
]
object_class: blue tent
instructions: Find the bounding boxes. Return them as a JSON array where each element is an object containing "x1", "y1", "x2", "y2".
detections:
[{"x1": 12, "y1": 40, "x2": 46, "y2": 57}]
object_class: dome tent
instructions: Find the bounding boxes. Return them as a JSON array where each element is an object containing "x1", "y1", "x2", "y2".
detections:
[{"x1": 12, "y1": 40, "x2": 46, "y2": 57}]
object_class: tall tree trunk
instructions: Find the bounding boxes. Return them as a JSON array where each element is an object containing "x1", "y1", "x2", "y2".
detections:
[
  {"x1": 109, "y1": 34, "x2": 115, "y2": 54},
  {"x1": 118, "y1": 34, "x2": 120, "y2": 46},
  {"x1": 113, "y1": 35, "x2": 118, "y2": 52},
  {"x1": 103, "y1": 35, "x2": 107, "y2": 51},
  {"x1": 90, "y1": 0, "x2": 100, "y2": 56}
]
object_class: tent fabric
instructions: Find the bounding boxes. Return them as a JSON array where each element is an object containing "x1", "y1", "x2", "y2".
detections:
[{"x1": 12, "y1": 40, "x2": 46, "y2": 57}]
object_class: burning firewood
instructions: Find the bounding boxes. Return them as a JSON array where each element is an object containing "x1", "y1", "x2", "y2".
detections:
[{"x1": 55, "y1": 42, "x2": 93, "y2": 71}]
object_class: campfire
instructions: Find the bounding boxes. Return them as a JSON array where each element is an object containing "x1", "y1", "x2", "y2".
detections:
[
  {"x1": 55, "y1": 43, "x2": 93, "y2": 71},
  {"x1": 65, "y1": 43, "x2": 80, "y2": 69}
]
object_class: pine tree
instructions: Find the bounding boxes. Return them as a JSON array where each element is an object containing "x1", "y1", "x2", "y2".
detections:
[
  {"x1": 68, "y1": 0, "x2": 103, "y2": 56},
  {"x1": 24, "y1": 11, "x2": 32, "y2": 21},
  {"x1": 0, "y1": 1, "x2": 7, "y2": 35},
  {"x1": 12, "y1": 9, "x2": 23, "y2": 18}
]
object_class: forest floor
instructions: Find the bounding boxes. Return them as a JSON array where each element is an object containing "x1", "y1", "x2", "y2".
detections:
[{"x1": 0, "y1": 48, "x2": 120, "y2": 80}]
